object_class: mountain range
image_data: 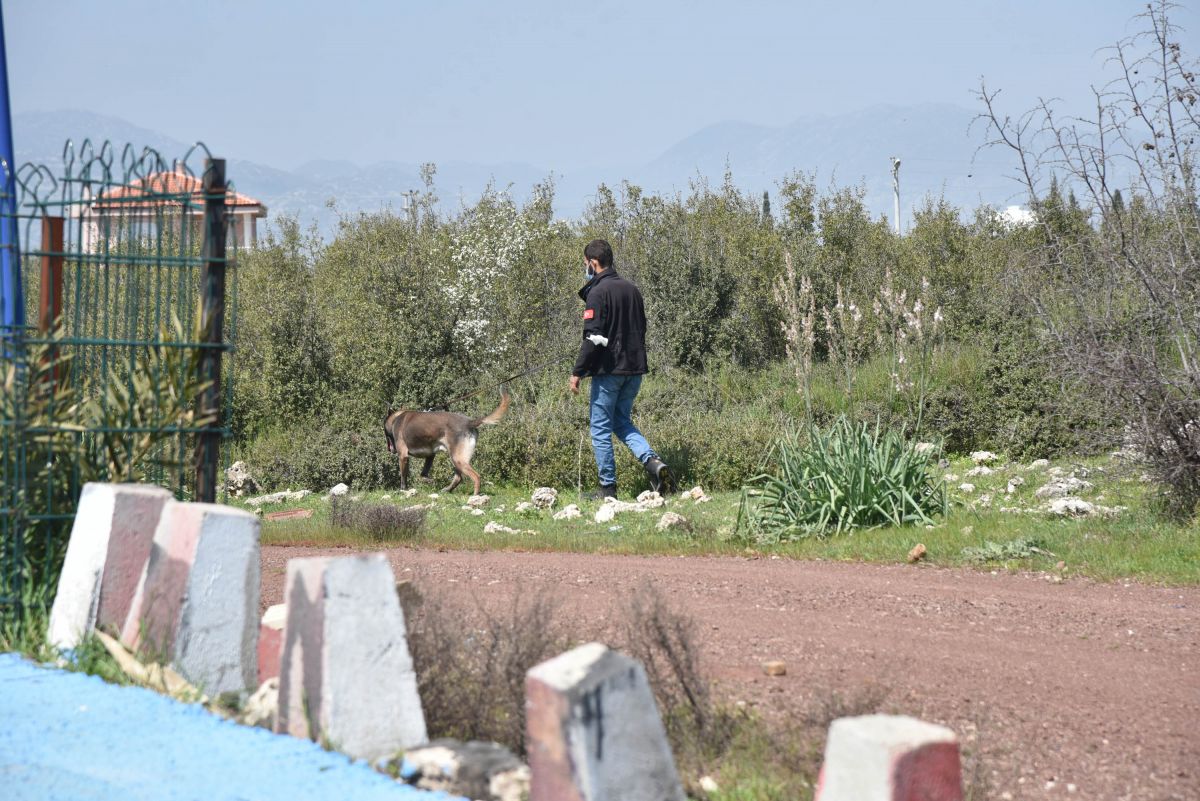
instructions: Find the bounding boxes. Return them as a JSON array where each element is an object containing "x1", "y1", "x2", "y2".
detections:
[{"x1": 13, "y1": 106, "x2": 1025, "y2": 237}]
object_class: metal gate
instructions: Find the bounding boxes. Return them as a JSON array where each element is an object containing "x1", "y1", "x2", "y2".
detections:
[{"x1": 0, "y1": 141, "x2": 239, "y2": 622}]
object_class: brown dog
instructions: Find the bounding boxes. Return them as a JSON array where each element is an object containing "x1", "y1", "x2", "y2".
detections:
[{"x1": 383, "y1": 388, "x2": 510, "y2": 494}]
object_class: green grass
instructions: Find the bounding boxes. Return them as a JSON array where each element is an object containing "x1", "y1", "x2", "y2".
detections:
[{"x1": 243, "y1": 452, "x2": 1199, "y2": 585}]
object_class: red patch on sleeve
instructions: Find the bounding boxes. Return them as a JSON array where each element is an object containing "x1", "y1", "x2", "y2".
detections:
[{"x1": 583, "y1": 308, "x2": 595, "y2": 320}]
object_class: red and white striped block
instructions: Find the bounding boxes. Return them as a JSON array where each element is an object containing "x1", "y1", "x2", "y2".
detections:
[
  {"x1": 120, "y1": 500, "x2": 260, "y2": 694},
  {"x1": 48, "y1": 483, "x2": 172, "y2": 651},
  {"x1": 526, "y1": 642, "x2": 685, "y2": 801},
  {"x1": 276, "y1": 554, "x2": 426, "y2": 761},
  {"x1": 257, "y1": 603, "x2": 287, "y2": 684},
  {"x1": 816, "y1": 714, "x2": 963, "y2": 801}
]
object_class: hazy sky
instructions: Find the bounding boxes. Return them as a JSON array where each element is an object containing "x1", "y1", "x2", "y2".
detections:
[{"x1": 5, "y1": 0, "x2": 1197, "y2": 171}]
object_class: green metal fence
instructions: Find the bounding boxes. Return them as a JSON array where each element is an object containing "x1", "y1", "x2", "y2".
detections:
[{"x1": 0, "y1": 140, "x2": 239, "y2": 622}]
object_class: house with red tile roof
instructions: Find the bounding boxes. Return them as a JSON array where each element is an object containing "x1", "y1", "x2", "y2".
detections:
[{"x1": 79, "y1": 168, "x2": 268, "y2": 252}]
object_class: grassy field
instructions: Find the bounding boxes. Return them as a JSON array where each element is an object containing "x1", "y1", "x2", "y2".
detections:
[{"x1": 245, "y1": 452, "x2": 1199, "y2": 585}]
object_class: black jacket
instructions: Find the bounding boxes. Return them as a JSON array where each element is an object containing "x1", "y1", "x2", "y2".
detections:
[{"x1": 571, "y1": 269, "x2": 649, "y2": 377}]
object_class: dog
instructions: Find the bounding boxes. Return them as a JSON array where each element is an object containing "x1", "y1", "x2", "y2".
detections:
[{"x1": 383, "y1": 388, "x2": 510, "y2": 495}]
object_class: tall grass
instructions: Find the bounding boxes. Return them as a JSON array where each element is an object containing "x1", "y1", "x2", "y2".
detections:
[{"x1": 741, "y1": 417, "x2": 947, "y2": 542}]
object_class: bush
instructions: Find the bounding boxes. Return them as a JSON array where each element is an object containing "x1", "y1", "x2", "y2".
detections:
[
  {"x1": 328, "y1": 497, "x2": 426, "y2": 542},
  {"x1": 742, "y1": 417, "x2": 947, "y2": 542},
  {"x1": 237, "y1": 424, "x2": 401, "y2": 492}
]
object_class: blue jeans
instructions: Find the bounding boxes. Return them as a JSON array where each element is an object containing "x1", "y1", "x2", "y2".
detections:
[{"x1": 589, "y1": 373, "x2": 655, "y2": 487}]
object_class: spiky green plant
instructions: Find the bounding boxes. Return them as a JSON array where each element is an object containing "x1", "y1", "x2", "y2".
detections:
[
  {"x1": 1, "y1": 315, "x2": 212, "y2": 628},
  {"x1": 740, "y1": 416, "x2": 946, "y2": 541}
]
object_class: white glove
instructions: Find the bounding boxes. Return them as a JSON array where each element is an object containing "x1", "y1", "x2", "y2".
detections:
[{"x1": 586, "y1": 334, "x2": 609, "y2": 347}]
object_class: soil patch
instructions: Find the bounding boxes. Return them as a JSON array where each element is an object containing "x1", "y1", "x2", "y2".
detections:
[{"x1": 261, "y1": 546, "x2": 1199, "y2": 800}]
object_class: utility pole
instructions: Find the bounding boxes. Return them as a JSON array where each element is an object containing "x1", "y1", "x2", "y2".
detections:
[{"x1": 891, "y1": 156, "x2": 901, "y2": 235}]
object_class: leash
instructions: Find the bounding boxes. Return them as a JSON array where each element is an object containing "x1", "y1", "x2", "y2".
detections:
[{"x1": 433, "y1": 350, "x2": 576, "y2": 409}]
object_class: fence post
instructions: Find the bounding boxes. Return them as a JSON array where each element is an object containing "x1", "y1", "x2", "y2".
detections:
[
  {"x1": 195, "y1": 159, "x2": 226, "y2": 503},
  {"x1": 39, "y1": 215, "x2": 64, "y2": 386}
]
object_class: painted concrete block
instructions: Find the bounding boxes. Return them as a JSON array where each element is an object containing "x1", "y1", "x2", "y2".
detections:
[
  {"x1": 815, "y1": 714, "x2": 962, "y2": 801},
  {"x1": 276, "y1": 554, "x2": 427, "y2": 761},
  {"x1": 48, "y1": 483, "x2": 172, "y2": 651},
  {"x1": 258, "y1": 603, "x2": 287, "y2": 684},
  {"x1": 120, "y1": 501, "x2": 260, "y2": 695},
  {"x1": 525, "y1": 642, "x2": 685, "y2": 801}
]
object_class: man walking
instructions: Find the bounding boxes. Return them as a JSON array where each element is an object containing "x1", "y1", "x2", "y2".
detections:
[{"x1": 569, "y1": 239, "x2": 674, "y2": 499}]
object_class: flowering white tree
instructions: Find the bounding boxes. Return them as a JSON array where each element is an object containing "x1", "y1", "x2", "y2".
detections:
[{"x1": 447, "y1": 185, "x2": 554, "y2": 363}]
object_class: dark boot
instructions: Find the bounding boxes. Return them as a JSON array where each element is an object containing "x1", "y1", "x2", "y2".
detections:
[
  {"x1": 585, "y1": 484, "x2": 618, "y2": 501},
  {"x1": 643, "y1": 457, "x2": 675, "y2": 495}
]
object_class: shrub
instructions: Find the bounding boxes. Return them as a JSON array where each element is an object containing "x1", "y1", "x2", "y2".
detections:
[
  {"x1": 328, "y1": 497, "x2": 426, "y2": 542},
  {"x1": 405, "y1": 587, "x2": 568, "y2": 755},
  {"x1": 741, "y1": 417, "x2": 947, "y2": 542}
]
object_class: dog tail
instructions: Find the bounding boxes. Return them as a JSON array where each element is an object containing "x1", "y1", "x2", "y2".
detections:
[{"x1": 471, "y1": 386, "x2": 510, "y2": 427}]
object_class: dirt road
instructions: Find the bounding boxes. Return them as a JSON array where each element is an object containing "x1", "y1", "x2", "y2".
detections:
[{"x1": 261, "y1": 546, "x2": 1198, "y2": 800}]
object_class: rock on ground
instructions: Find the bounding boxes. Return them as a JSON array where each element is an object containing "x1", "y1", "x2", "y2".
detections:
[
  {"x1": 656, "y1": 511, "x2": 689, "y2": 531},
  {"x1": 225, "y1": 461, "x2": 260, "y2": 497},
  {"x1": 240, "y1": 677, "x2": 279, "y2": 729},
  {"x1": 531, "y1": 487, "x2": 558, "y2": 510},
  {"x1": 328, "y1": 483, "x2": 350, "y2": 497},
  {"x1": 1035, "y1": 477, "x2": 1093, "y2": 499},
  {"x1": 970, "y1": 451, "x2": 1000, "y2": 465},
  {"x1": 396, "y1": 739, "x2": 529, "y2": 801},
  {"x1": 484, "y1": 521, "x2": 535, "y2": 535},
  {"x1": 1046, "y1": 497, "x2": 1122, "y2": 518},
  {"x1": 636, "y1": 491, "x2": 666, "y2": 508},
  {"x1": 552, "y1": 504, "x2": 582, "y2": 521},
  {"x1": 244, "y1": 489, "x2": 312, "y2": 508}
]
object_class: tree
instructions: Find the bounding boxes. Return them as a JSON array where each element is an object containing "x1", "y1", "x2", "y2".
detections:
[{"x1": 979, "y1": 1, "x2": 1200, "y2": 516}]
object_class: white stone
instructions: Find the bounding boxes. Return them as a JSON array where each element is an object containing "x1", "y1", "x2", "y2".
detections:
[
  {"x1": 1047, "y1": 497, "x2": 1094, "y2": 517},
  {"x1": 1027, "y1": 459, "x2": 1051, "y2": 470},
  {"x1": 683, "y1": 486, "x2": 712, "y2": 503},
  {"x1": 400, "y1": 740, "x2": 529, "y2": 801},
  {"x1": 225, "y1": 461, "x2": 260, "y2": 497},
  {"x1": 471, "y1": 508, "x2": 485, "y2": 516},
  {"x1": 329, "y1": 483, "x2": 350, "y2": 497},
  {"x1": 594, "y1": 504, "x2": 618, "y2": 524},
  {"x1": 553, "y1": 504, "x2": 582, "y2": 521},
  {"x1": 965, "y1": 466, "x2": 994, "y2": 477},
  {"x1": 1005, "y1": 476, "x2": 1026, "y2": 495},
  {"x1": 531, "y1": 487, "x2": 559, "y2": 509},
  {"x1": 48, "y1": 483, "x2": 172, "y2": 652},
  {"x1": 515, "y1": 501, "x2": 536, "y2": 514},
  {"x1": 277, "y1": 554, "x2": 426, "y2": 761},
  {"x1": 243, "y1": 489, "x2": 312, "y2": 508},
  {"x1": 1035, "y1": 477, "x2": 1093, "y2": 499},
  {"x1": 958, "y1": 483, "x2": 976, "y2": 494},
  {"x1": 656, "y1": 512, "x2": 689, "y2": 532},
  {"x1": 240, "y1": 677, "x2": 279, "y2": 729},
  {"x1": 526, "y1": 643, "x2": 685, "y2": 801},
  {"x1": 969, "y1": 451, "x2": 1000, "y2": 465},
  {"x1": 914, "y1": 442, "x2": 936, "y2": 456},
  {"x1": 636, "y1": 490, "x2": 666, "y2": 508},
  {"x1": 468, "y1": 494, "x2": 490, "y2": 508},
  {"x1": 261, "y1": 603, "x2": 287, "y2": 630},
  {"x1": 484, "y1": 521, "x2": 534, "y2": 535},
  {"x1": 817, "y1": 714, "x2": 962, "y2": 801}
]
